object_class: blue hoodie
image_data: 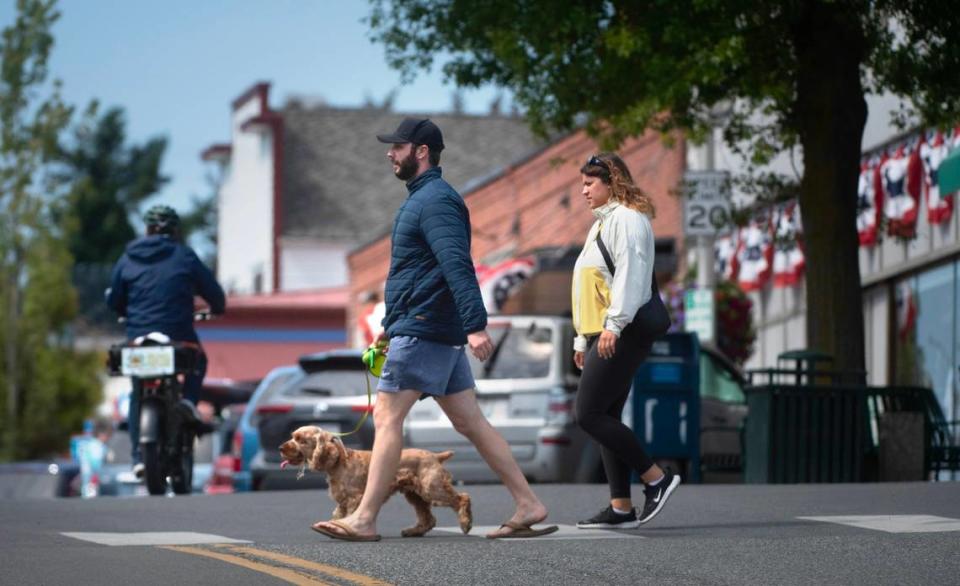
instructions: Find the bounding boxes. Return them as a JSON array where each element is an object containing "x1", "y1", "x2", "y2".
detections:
[{"x1": 106, "y1": 235, "x2": 225, "y2": 342}]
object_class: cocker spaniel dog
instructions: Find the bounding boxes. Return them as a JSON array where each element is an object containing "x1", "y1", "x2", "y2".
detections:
[{"x1": 280, "y1": 425, "x2": 472, "y2": 537}]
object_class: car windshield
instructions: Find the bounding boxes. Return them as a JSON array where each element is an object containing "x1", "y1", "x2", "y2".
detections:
[
  {"x1": 468, "y1": 322, "x2": 553, "y2": 380},
  {"x1": 284, "y1": 369, "x2": 374, "y2": 398},
  {"x1": 256, "y1": 368, "x2": 303, "y2": 405},
  {"x1": 700, "y1": 352, "x2": 746, "y2": 403}
]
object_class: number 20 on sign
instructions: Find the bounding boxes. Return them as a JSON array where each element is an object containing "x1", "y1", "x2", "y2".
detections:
[{"x1": 683, "y1": 171, "x2": 731, "y2": 237}]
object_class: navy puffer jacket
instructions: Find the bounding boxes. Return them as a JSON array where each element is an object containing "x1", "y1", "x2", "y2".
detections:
[
  {"x1": 106, "y1": 235, "x2": 225, "y2": 342},
  {"x1": 382, "y1": 167, "x2": 487, "y2": 345}
]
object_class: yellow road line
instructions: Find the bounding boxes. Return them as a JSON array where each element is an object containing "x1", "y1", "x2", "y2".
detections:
[
  {"x1": 160, "y1": 545, "x2": 332, "y2": 586},
  {"x1": 220, "y1": 545, "x2": 393, "y2": 586}
]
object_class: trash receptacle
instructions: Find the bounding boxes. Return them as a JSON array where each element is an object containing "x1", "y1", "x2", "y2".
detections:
[
  {"x1": 631, "y1": 333, "x2": 701, "y2": 482},
  {"x1": 744, "y1": 349, "x2": 871, "y2": 483}
]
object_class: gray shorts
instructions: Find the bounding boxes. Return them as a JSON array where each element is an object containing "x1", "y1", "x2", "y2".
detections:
[{"x1": 377, "y1": 335, "x2": 476, "y2": 397}]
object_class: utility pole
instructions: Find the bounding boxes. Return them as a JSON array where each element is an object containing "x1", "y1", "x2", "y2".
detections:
[
  {"x1": 684, "y1": 125, "x2": 728, "y2": 345},
  {"x1": 696, "y1": 128, "x2": 717, "y2": 291}
]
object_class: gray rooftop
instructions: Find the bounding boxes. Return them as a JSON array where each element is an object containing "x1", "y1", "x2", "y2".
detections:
[{"x1": 280, "y1": 105, "x2": 545, "y2": 240}]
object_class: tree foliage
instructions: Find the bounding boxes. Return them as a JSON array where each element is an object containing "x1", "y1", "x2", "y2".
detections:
[
  {"x1": 368, "y1": 0, "x2": 960, "y2": 371},
  {"x1": 179, "y1": 170, "x2": 221, "y2": 269},
  {"x1": 0, "y1": 0, "x2": 100, "y2": 461},
  {"x1": 369, "y1": 1, "x2": 959, "y2": 149},
  {"x1": 58, "y1": 104, "x2": 169, "y2": 264}
]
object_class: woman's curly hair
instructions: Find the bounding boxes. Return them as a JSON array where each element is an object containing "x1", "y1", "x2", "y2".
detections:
[{"x1": 580, "y1": 152, "x2": 656, "y2": 218}]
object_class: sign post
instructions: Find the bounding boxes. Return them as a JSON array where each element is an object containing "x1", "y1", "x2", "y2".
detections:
[
  {"x1": 684, "y1": 289, "x2": 715, "y2": 343},
  {"x1": 683, "y1": 170, "x2": 731, "y2": 344}
]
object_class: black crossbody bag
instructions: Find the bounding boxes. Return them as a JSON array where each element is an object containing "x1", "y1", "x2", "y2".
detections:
[{"x1": 595, "y1": 232, "x2": 671, "y2": 338}]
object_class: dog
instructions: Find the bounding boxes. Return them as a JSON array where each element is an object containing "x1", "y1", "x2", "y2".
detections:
[{"x1": 279, "y1": 425, "x2": 472, "y2": 537}]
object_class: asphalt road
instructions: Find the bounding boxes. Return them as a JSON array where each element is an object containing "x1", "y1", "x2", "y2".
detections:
[{"x1": 2, "y1": 482, "x2": 959, "y2": 585}]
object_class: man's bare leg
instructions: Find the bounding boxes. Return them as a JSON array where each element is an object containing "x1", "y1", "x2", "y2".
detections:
[
  {"x1": 313, "y1": 389, "x2": 421, "y2": 537},
  {"x1": 436, "y1": 389, "x2": 548, "y2": 534}
]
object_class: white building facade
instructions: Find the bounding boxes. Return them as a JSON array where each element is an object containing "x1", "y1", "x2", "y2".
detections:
[
  {"x1": 685, "y1": 94, "x2": 960, "y2": 424},
  {"x1": 209, "y1": 83, "x2": 281, "y2": 295}
]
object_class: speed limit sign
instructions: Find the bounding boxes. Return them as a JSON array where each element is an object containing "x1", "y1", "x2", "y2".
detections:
[{"x1": 683, "y1": 171, "x2": 731, "y2": 236}]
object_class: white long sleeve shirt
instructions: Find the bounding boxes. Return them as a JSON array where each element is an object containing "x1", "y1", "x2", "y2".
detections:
[{"x1": 571, "y1": 201, "x2": 655, "y2": 352}]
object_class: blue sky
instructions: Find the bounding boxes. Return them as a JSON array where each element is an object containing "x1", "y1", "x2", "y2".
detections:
[{"x1": 18, "y1": 0, "x2": 503, "y2": 214}]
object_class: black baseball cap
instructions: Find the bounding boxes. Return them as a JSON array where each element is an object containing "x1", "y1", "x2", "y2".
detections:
[{"x1": 376, "y1": 118, "x2": 445, "y2": 151}]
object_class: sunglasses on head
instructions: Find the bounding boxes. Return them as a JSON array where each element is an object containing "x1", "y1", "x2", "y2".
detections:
[{"x1": 587, "y1": 155, "x2": 608, "y2": 169}]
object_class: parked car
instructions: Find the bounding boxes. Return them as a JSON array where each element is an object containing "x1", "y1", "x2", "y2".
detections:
[
  {"x1": 199, "y1": 378, "x2": 260, "y2": 417},
  {"x1": 0, "y1": 460, "x2": 78, "y2": 499},
  {"x1": 404, "y1": 315, "x2": 601, "y2": 483},
  {"x1": 696, "y1": 342, "x2": 748, "y2": 481},
  {"x1": 403, "y1": 315, "x2": 750, "y2": 484},
  {"x1": 227, "y1": 365, "x2": 304, "y2": 491},
  {"x1": 250, "y1": 350, "x2": 376, "y2": 491}
]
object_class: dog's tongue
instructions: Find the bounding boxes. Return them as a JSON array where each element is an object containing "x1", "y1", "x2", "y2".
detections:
[{"x1": 280, "y1": 460, "x2": 289, "y2": 470}]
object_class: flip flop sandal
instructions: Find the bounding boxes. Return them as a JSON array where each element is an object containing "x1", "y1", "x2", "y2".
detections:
[
  {"x1": 311, "y1": 519, "x2": 382, "y2": 542},
  {"x1": 485, "y1": 520, "x2": 559, "y2": 539}
]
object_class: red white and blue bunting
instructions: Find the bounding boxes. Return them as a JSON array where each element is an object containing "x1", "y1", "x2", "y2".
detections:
[
  {"x1": 772, "y1": 202, "x2": 805, "y2": 288},
  {"x1": 882, "y1": 142, "x2": 923, "y2": 238},
  {"x1": 919, "y1": 130, "x2": 955, "y2": 225},
  {"x1": 859, "y1": 126, "x2": 958, "y2": 247},
  {"x1": 735, "y1": 214, "x2": 774, "y2": 292},
  {"x1": 858, "y1": 158, "x2": 883, "y2": 245},
  {"x1": 476, "y1": 256, "x2": 537, "y2": 314}
]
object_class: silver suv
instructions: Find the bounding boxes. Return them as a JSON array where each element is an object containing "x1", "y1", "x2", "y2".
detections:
[{"x1": 403, "y1": 315, "x2": 601, "y2": 483}]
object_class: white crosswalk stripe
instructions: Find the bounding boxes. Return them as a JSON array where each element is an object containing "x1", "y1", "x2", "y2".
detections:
[
  {"x1": 798, "y1": 515, "x2": 960, "y2": 533},
  {"x1": 61, "y1": 532, "x2": 251, "y2": 546}
]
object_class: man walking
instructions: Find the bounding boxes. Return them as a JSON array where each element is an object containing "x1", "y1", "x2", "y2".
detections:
[{"x1": 312, "y1": 118, "x2": 556, "y2": 541}]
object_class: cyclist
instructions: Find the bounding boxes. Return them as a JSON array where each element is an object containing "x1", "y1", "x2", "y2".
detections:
[{"x1": 106, "y1": 204, "x2": 226, "y2": 477}]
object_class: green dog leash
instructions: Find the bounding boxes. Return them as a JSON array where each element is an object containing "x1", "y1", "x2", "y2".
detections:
[{"x1": 327, "y1": 340, "x2": 386, "y2": 438}]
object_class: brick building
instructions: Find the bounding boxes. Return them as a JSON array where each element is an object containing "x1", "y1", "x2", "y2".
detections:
[{"x1": 347, "y1": 130, "x2": 687, "y2": 347}]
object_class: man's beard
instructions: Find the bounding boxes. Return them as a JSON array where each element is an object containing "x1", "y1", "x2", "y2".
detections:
[{"x1": 394, "y1": 149, "x2": 418, "y2": 181}]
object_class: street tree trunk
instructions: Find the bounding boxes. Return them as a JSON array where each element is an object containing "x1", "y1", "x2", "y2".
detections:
[{"x1": 793, "y1": 2, "x2": 867, "y2": 374}]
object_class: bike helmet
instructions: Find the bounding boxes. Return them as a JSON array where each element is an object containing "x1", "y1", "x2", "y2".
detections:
[{"x1": 143, "y1": 204, "x2": 181, "y2": 235}]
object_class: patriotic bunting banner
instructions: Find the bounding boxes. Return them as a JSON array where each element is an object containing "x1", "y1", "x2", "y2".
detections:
[
  {"x1": 921, "y1": 131, "x2": 954, "y2": 225},
  {"x1": 714, "y1": 231, "x2": 742, "y2": 282},
  {"x1": 896, "y1": 281, "x2": 917, "y2": 340},
  {"x1": 880, "y1": 143, "x2": 923, "y2": 239},
  {"x1": 772, "y1": 203, "x2": 805, "y2": 288},
  {"x1": 476, "y1": 257, "x2": 537, "y2": 314},
  {"x1": 358, "y1": 301, "x2": 386, "y2": 346},
  {"x1": 736, "y1": 214, "x2": 773, "y2": 292},
  {"x1": 857, "y1": 159, "x2": 883, "y2": 246}
]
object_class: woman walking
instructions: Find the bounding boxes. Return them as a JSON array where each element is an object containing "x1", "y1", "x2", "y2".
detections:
[{"x1": 572, "y1": 153, "x2": 678, "y2": 529}]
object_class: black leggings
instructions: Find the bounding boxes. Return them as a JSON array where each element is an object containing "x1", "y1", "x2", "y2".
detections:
[{"x1": 576, "y1": 325, "x2": 655, "y2": 500}]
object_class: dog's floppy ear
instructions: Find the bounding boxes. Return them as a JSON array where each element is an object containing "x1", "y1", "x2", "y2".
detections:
[
  {"x1": 308, "y1": 431, "x2": 344, "y2": 470},
  {"x1": 310, "y1": 434, "x2": 326, "y2": 470},
  {"x1": 310, "y1": 429, "x2": 327, "y2": 470},
  {"x1": 331, "y1": 436, "x2": 347, "y2": 463}
]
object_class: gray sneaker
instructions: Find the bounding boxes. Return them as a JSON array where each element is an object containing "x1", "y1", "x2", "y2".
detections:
[{"x1": 132, "y1": 462, "x2": 145, "y2": 480}]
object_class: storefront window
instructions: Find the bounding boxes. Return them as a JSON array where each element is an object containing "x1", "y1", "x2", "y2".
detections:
[
  {"x1": 955, "y1": 260, "x2": 960, "y2": 425},
  {"x1": 894, "y1": 263, "x2": 956, "y2": 422}
]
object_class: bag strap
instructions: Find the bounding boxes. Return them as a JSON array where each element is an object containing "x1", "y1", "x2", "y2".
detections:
[
  {"x1": 595, "y1": 222, "x2": 661, "y2": 294},
  {"x1": 594, "y1": 222, "x2": 617, "y2": 276}
]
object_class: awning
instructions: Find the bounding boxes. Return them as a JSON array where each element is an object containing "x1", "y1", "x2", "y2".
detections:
[{"x1": 939, "y1": 147, "x2": 960, "y2": 196}]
